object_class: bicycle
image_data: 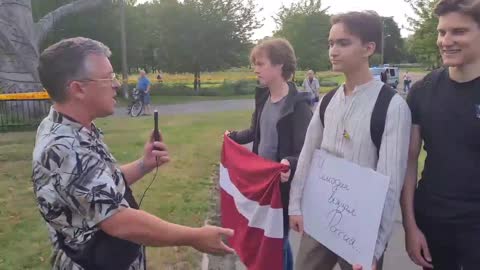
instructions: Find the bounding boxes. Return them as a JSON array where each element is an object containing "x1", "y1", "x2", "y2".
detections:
[{"x1": 126, "y1": 88, "x2": 145, "y2": 117}]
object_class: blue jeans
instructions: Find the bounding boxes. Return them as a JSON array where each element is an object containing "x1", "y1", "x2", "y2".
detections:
[{"x1": 284, "y1": 235, "x2": 293, "y2": 270}]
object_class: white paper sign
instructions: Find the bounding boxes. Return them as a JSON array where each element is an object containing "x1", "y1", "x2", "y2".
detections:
[{"x1": 302, "y1": 150, "x2": 390, "y2": 270}]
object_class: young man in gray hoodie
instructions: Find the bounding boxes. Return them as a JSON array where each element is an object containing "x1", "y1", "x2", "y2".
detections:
[{"x1": 227, "y1": 38, "x2": 312, "y2": 270}]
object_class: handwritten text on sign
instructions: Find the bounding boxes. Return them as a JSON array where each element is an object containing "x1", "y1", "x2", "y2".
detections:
[{"x1": 302, "y1": 150, "x2": 390, "y2": 270}]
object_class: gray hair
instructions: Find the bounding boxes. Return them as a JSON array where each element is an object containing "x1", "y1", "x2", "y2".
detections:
[{"x1": 38, "y1": 37, "x2": 112, "y2": 103}]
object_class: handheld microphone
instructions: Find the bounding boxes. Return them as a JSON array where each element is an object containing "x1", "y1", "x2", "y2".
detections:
[
  {"x1": 153, "y1": 110, "x2": 161, "y2": 149},
  {"x1": 139, "y1": 110, "x2": 161, "y2": 207}
]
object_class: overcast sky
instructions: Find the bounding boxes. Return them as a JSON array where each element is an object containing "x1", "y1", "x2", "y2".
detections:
[{"x1": 137, "y1": 0, "x2": 414, "y2": 39}]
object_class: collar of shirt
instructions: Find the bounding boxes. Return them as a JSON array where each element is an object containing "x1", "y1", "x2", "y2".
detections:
[
  {"x1": 338, "y1": 79, "x2": 378, "y2": 100},
  {"x1": 47, "y1": 106, "x2": 102, "y2": 140}
]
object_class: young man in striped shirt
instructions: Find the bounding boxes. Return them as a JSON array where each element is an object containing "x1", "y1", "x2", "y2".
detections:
[{"x1": 288, "y1": 11, "x2": 411, "y2": 270}]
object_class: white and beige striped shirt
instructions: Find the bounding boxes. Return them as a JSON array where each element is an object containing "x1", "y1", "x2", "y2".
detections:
[{"x1": 289, "y1": 79, "x2": 411, "y2": 260}]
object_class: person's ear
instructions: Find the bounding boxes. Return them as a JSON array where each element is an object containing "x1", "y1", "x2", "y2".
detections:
[
  {"x1": 68, "y1": 81, "x2": 88, "y2": 101},
  {"x1": 364, "y1": 42, "x2": 376, "y2": 58}
]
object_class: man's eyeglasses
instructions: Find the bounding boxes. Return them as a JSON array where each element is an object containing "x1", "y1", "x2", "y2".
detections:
[{"x1": 75, "y1": 73, "x2": 119, "y2": 83}]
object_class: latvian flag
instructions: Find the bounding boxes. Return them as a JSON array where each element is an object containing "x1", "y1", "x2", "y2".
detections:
[{"x1": 220, "y1": 135, "x2": 287, "y2": 270}]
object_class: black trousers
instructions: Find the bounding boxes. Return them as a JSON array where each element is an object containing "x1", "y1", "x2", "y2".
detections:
[{"x1": 416, "y1": 212, "x2": 480, "y2": 270}]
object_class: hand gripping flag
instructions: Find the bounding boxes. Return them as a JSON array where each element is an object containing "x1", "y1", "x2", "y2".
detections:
[{"x1": 220, "y1": 135, "x2": 287, "y2": 270}]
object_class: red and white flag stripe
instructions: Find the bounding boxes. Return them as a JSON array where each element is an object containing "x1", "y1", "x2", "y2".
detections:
[{"x1": 220, "y1": 135, "x2": 287, "y2": 270}]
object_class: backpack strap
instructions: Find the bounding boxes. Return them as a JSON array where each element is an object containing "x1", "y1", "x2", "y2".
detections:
[
  {"x1": 370, "y1": 84, "x2": 397, "y2": 158},
  {"x1": 319, "y1": 87, "x2": 339, "y2": 127},
  {"x1": 320, "y1": 84, "x2": 397, "y2": 158}
]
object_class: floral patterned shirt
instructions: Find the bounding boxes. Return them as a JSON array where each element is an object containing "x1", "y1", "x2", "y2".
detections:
[{"x1": 32, "y1": 107, "x2": 145, "y2": 270}]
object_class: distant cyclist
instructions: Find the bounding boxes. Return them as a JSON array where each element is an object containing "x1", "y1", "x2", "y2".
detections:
[{"x1": 137, "y1": 70, "x2": 152, "y2": 115}]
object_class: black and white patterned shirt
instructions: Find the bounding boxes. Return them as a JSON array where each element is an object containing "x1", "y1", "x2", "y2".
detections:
[{"x1": 32, "y1": 107, "x2": 145, "y2": 270}]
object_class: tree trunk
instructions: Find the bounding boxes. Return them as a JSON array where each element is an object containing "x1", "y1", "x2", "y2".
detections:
[
  {"x1": 193, "y1": 72, "x2": 198, "y2": 95},
  {"x1": 198, "y1": 72, "x2": 201, "y2": 91},
  {"x1": 193, "y1": 70, "x2": 202, "y2": 95},
  {"x1": 0, "y1": 0, "x2": 107, "y2": 93},
  {"x1": 193, "y1": 60, "x2": 201, "y2": 95},
  {"x1": 119, "y1": 0, "x2": 129, "y2": 99}
]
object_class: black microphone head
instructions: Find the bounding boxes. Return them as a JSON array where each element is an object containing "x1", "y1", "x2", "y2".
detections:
[{"x1": 154, "y1": 110, "x2": 159, "y2": 130}]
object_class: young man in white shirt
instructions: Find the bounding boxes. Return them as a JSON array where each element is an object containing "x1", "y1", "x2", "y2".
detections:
[{"x1": 289, "y1": 11, "x2": 411, "y2": 270}]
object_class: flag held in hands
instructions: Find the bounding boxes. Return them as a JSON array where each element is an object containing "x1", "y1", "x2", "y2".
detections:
[{"x1": 220, "y1": 135, "x2": 287, "y2": 270}]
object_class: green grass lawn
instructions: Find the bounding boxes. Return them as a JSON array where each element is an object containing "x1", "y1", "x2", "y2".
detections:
[
  {"x1": 329, "y1": 75, "x2": 345, "y2": 85},
  {"x1": 0, "y1": 110, "x2": 252, "y2": 270},
  {"x1": 418, "y1": 146, "x2": 427, "y2": 176}
]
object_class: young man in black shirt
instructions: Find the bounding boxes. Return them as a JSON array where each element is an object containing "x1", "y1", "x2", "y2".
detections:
[{"x1": 401, "y1": 0, "x2": 480, "y2": 269}]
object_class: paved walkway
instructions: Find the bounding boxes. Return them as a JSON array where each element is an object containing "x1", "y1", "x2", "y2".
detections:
[{"x1": 113, "y1": 99, "x2": 254, "y2": 117}]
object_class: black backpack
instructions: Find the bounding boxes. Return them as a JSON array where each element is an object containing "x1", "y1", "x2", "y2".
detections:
[{"x1": 319, "y1": 84, "x2": 397, "y2": 157}]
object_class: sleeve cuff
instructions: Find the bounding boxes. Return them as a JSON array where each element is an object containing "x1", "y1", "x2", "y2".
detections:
[{"x1": 288, "y1": 202, "x2": 302, "y2": 216}]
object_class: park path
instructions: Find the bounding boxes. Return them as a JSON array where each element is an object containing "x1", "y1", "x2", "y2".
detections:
[{"x1": 113, "y1": 99, "x2": 254, "y2": 117}]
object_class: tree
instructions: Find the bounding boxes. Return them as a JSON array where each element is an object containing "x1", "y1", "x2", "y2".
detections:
[
  {"x1": 148, "y1": 0, "x2": 261, "y2": 91},
  {"x1": 13, "y1": 0, "x2": 260, "y2": 94},
  {"x1": 120, "y1": 0, "x2": 129, "y2": 98},
  {"x1": 274, "y1": 0, "x2": 331, "y2": 72},
  {"x1": 0, "y1": 0, "x2": 108, "y2": 93},
  {"x1": 382, "y1": 17, "x2": 405, "y2": 64},
  {"x1": 403, "y1": 36, "x2": 419, "y2": 63},
  {"x1": 405, "y1": 0, "x2": 441, "y2": 68},
  {"x1": 122, "y1": 1, "x2": 151, "y2": 72}
]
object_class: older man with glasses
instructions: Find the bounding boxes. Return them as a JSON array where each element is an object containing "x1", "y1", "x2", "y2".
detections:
[{"x1": 32, "y1": 37, "x2": 234, "y2": 270}]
